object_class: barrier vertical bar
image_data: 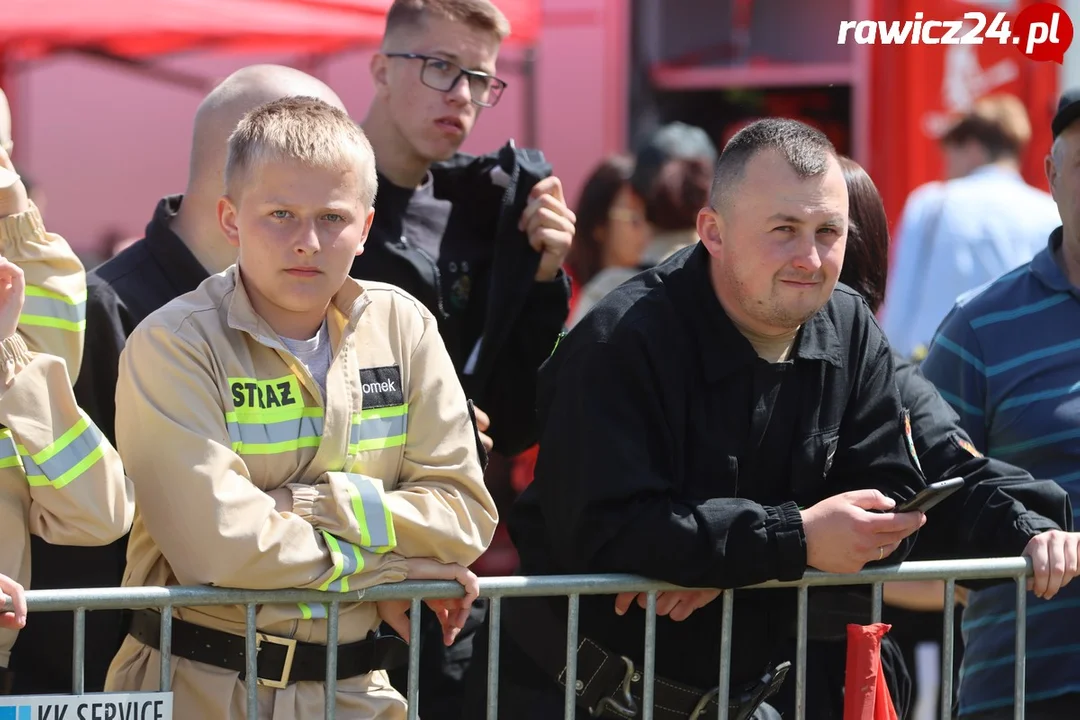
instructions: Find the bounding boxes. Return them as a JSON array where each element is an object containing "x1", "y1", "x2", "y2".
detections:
[
  {"x1": 941, "y1": 578, "x2": 956, "y2": 716},
  {"x1": 246, "y1": 603, "x2": 258, "y2": 718},
  {"x1": 871, "y1": 582, "x2": 883, "y2": 624},
  {"x1": 717, "y1": 589, "x2": 734, "y2": 720},
  {"x1": 159, "y1": 607, "x2": 173, "y2": 691},
  {"x1": 564, "y1": 593, "x2": 580, "y2": 719},
  {"x1": 72, "y1": 607, "x2": 86, "y2": 694},
  {"x1": 486, "y1": 598, "x2": 502, "y2": 720},
  {"x1": 1014, "y1": 577, "x2": 1026, "y2": 720},
  {"x1": 408, "y1": 598, "x2": 422, "y2": 720},
  {"x1": 325, "y1": 601, "x2": 340, "y2": 720},
  {"x1": 795, "y1": 586, "x2": 808, "y2": 720},
  {"x1": 643, "y1": 591, "x2": 657, "y2": 720}
]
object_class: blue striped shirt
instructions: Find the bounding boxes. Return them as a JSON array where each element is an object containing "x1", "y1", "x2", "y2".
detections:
[{"x1": 921, "y1": 229, "x2": 1080, "y2": 715}]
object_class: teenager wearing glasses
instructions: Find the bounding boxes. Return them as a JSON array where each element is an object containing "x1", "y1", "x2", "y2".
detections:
[{"x1": 354, "y1": 2, "x2": 578, "y2": 718}]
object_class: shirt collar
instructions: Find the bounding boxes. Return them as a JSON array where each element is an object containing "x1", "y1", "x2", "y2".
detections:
[
  {"x1": 144, "y1": 195, "x2": 211, "y2": 296},
  {"x1": 1030, "y1": 226, "x2": 1072, "y2": 292},
  {"x1": 673, "y1": 243, "x2": 844, "y2": 382}
]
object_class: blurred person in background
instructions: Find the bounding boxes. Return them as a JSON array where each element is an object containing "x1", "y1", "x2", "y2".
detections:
[
  {"x1": 919, "y1": 89, "x2": 1080, "y2": 720},
  {"x1": 9, "y1": 63, "x2": 346, "y2": 696},
  {"x1": 881, "y1": 94, "x2": 1060, "y2": 360},
  {"x1": 353, "y1": 2, "x2": 575, "y2": 715},
  {"x1": 565, "y1": 153, "x2": 651, "y2": 327},
  {"x1": 631, "y1": 121, "x2": 716, "y2": 267}
]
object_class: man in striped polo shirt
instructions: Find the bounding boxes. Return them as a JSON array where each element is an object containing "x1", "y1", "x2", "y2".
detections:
[{"x1": 921, "y1": 89, "x2": 1080, "y2": 718}]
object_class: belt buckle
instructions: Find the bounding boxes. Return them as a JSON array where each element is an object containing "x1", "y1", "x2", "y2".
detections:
[
  {"x1": 688, "y1": 687, "x2": 720, "y2": 720},
  {"x1": 255, "y1": 633, "x2": 298, "y2": 689},
  {"x1": 589, "y1": 655, "x2": 639, "y2": 718}
]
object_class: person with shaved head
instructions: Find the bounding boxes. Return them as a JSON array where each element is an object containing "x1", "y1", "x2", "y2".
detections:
[{"x1": 8, "y1": 64, "x2": 347, "y2": 695}]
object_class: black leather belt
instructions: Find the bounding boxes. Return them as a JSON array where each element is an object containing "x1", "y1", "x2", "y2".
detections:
[
  {"x1": 504, "y1": 597, "x2": 789, "y2": 719},
  {"x1": 128, "y1": 609, "x2": 408, "y2": 688}
]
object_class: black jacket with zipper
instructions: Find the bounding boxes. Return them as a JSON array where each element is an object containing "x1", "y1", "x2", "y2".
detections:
[{"x1": 350, "y1": 141, "x2": 571, "y2": 456}]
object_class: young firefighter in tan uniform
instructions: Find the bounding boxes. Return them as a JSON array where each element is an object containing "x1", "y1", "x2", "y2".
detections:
[
  {"x1": 105, "y1": 97, "x2": 499, "y2": 718},
  {"x1": 0, "y1": 142, "x2": 135, "y2": 692}
]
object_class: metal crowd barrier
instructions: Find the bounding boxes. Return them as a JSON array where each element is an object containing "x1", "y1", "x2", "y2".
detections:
[{"x1": 4, "y1": 557, "x2": 1032, "y2": 720}]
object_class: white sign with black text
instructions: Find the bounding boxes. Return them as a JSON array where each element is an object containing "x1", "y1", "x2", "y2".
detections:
[{"x1": 0, "y1": 693, "x2": 172, "y2": 720}]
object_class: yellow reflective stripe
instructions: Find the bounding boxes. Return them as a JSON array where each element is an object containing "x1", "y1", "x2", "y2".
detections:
[
  {"x1": 0, "y1": 429, "x2": 19, "y2": 470},
  {"x1": 225, "y1": 407, "x2": 323, "y2": 455},
  {"x1": 343, "y1": 475, "x2": 397, "y2": 554},
  {"x1": 20, "y1": 285, "x2": 87, "y2": 333},
  {"x1": 358, "y1": 405, "x2": 408, "y2": 420},
  {"x1": 348, "y1": 405, "x2": 408, "y2": 454},
  {"x1": 225, "y1": 405, "x2": 323, "y2": 425},
  {"x1": 19, "y1": 415, "x2": 107, "y2": 489},
  {"x1": 319, "y1": 531, "x2": 365, "y2": 593}
]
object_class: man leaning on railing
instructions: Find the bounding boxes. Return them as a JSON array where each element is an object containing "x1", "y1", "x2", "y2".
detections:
[{"x1": 462, "y1": 119, "x2": 930, "y2": 720}]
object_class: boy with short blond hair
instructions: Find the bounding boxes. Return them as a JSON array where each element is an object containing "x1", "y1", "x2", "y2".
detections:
[{"x1": 106, "y1": 96, "x2": 497, "y2": 719}]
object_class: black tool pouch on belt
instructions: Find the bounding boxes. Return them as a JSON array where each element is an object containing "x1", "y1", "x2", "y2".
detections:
[{"x1": 503, "y1": 596, "x2": 789, "y2": 719}]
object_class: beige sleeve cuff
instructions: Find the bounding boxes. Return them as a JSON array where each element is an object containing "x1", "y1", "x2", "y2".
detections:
[
  {"x1": 0, "y1": 334, "x2": 31, "y2": 389},
  {"x1": 289, "y1": 483, "x2": 320, "y2": 525},
  {"x1": 0, "y1": 203, "x2": 45, "y2": 247}
]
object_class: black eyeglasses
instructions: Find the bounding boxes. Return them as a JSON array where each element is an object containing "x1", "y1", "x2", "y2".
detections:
[{"x1": 385, "y1": 53, "x2": 508, "y2": 108}]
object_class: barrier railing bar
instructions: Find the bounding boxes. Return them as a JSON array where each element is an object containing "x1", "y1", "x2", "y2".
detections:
[
  {"x1": 564, "y1": 593, "x2": 579, "y2": 720},
  {"x1": 245, "y1": 602, "x2": 258, "y2": 718},
  {"x1": 407, "y1": 597, "x2": 421, "y2": 720},
  {"x1": 941, "y1": 578, "x2": 956, "y2": 719},
  {"x1": 486, "y1": 598, "x2": 501, "y2": 720},
  {"x1": 1014, "y1": 576, "x2": 1026, "y2": 720},
  {"x1": 871, "y1": 582, "x2": 883, "y2": 624},
  {"x1": 325, "y1": 600, "x2": 340, "y2": 720},
  {"x1": 794, "y1": 585, "x2": 807, "y2": 720},
  {"x1": 72, "y1": 607, "x2": 86, "y2": 694},
  {"x1": 159, "y1": 606, "x2": 172, "y2": 692},
  {"x1": 643, "y1": 591, "x2": 657, "y2": 720},
  {"x1": 717, "y1": 589, "x2": 733, "y2": 720}
]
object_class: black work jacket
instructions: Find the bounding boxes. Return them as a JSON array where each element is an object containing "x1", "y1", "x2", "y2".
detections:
[
  {"x1": 350, "y1": 142, "x2": 571, "y2": 455},
  {"x1": 509, "y1": 243, "x2": 926, "y2": 689}
]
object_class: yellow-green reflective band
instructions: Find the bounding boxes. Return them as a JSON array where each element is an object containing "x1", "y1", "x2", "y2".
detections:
[
  {"x1": 21, "y1": 415, "x2": 106, "y2": 489},
  {"x1": 225, "y1": 407, "x2": 323, "y2": 455},
  {"x1": 298, "y1": 603, "x2": 328, "y2": 620},
  {"x1": 0, "y1": 430, "x2": 20, "y2": 470},
  {"x1": 318, "y1": 531, "x2": 365, "y2": 593},
  {"x1": 349, "y1": 405, "x2": 407, "y2": 454},
  {"x1": 20, "y1": 286, "x2": 87, "y2": 333},
  {"x1": 343, "y1": 474, "x2": 396, "y2": 553}
]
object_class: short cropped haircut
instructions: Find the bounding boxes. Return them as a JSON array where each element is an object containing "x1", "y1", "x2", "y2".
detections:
[
  {"x1": 837, "y1": 156, "x2": 890, "y2": 314},
  {"x1": 225, "y1": 96, "x2": 378, "y2": 208},
  {"x1": 710, "y1": 118, "x2": 836, "y2": 208},
  {"x1": 384, "y1": 0, "x2": 510, "y2": 41},
  {"x1": 941, "y1": 93, "x2": 1031, "y2": 161}
]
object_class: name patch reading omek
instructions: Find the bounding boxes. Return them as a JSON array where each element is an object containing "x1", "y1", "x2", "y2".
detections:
[{"x1": 360, "y1": 366, "x2": 404, "y2": 408}]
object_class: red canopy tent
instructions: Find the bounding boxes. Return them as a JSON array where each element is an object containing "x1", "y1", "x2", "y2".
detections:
[
  {"x1": 0, "y1": 0, "x2": 540, "y2": 57},
  {"x1": 0, "y1": 0, "x2": 541, "y2": 144}
]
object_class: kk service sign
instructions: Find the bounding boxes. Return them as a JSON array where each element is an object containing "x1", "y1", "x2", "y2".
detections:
[{"x1": 0, "y1": 693, "x2": 172, "y2": 720}]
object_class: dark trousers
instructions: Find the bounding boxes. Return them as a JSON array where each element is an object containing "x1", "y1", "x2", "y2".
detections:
[
  {"x1": 384, "y1": 600, "x2": 487, "y2": 720},
  {"x1": 461, "y1": 609, "x2": 783, "y2": 720}
]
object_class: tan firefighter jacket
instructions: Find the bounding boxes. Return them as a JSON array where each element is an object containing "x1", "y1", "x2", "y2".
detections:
[
  {"x1": 0, "y1": 205, "x2": 134, "y2": 667},
  {"x1": 115, "y1": 266, "x2": 498, "y2": 647}
]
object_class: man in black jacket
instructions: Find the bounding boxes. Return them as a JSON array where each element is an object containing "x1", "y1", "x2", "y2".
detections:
[
  {"x1": 353, "y1": 3, "x2": 574, "y2": 716},
  {"x1": 471, "y1": 119, "x2": 929, "y2": 719},
  {"x1": 8, "y1": 64, "x2": 346, "y2": 696}
]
